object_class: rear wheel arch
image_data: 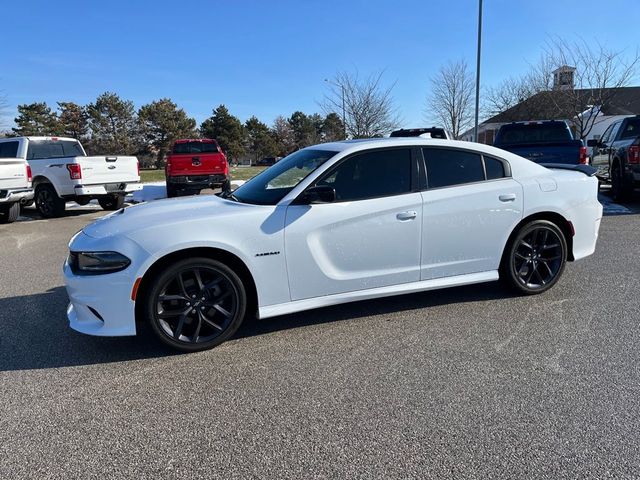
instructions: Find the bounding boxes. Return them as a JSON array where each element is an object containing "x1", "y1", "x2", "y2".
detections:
[
  {"x1": 32, "y1": 175, "x2": 62, "y2": 195},
  {"x1": 135, "y1": 247, "x2": 258, "y2": 322},
  {"x1": 501, "y1": 212, "x2": 574, "y2": 266}
]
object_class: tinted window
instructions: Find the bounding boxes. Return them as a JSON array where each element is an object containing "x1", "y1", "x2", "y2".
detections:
[
  {"x1": 620, "y1": 119, "x2": 640, "y2": 140},
  {"x1": 318, "y1": 149, "x2": 411, "y2": 201},
  {"x1": 423, "y1": 148, "x2": 484, "y2": 188},
  {"x1": 0, "y1": 141, "x2": 19, "y2": 158},
  {"x1": 496, "y1": 123, "x2": 572, "y2": 144},
  {"x1": 27, "y1": 140, "x2": 84, "y2": 160},
  {"x1": 173, "y1": 141, "x2": 218, "y2": 154},
  {"x1": 484, "y1": 156, "x2": 505, "y2": 180}
]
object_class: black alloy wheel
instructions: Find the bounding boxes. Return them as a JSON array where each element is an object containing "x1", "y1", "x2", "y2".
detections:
[
  {"x1": 503, "y1": 220, "x2": 567, "y2": 294},
  {"x1": 35, "y1": 184, "x2": 66, "y2": 218},
  {"x1": 146, "y1": 258, "x2": 247, "y2": 351}
]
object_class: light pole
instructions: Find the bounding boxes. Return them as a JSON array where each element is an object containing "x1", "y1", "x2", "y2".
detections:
[
  {"x1": 324, "y1": 78, "x2": 347, "y2": 139},
  {"x1": 473, "y1": 0, "x2": 483, "y2": 143}
]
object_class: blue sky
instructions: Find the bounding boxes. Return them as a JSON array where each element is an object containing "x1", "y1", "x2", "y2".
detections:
[{"x1": 1, "y1": 0, "x2": 639, "y2": 128}]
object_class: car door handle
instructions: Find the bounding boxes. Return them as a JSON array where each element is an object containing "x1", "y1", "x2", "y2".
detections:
[
  {"x1": 396, "y1": 211, "x2": 417, "y2": 221},
  {"x1": 499, "y1": 193, "x2": 517, "y2": 202}
]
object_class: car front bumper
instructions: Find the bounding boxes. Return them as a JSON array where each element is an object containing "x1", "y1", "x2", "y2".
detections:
[
  {"x1": 63, "y1": 231, "x2": 148, "y2": 337},
  {"x1": 0, "y1": 188, "x2": 34, "y2": 203},
  {"x1": 73, "y1": 182, "x2": 144, "y2": 196}
]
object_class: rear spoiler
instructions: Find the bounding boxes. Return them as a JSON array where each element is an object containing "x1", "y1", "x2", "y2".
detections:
[{"x1": 539, "y1": 163, "x2": 597, "y2": 177}]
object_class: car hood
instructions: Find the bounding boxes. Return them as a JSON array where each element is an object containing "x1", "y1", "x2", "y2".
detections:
[{"x1": 83, "y1": 195, "x2": 256, "y2": 239}]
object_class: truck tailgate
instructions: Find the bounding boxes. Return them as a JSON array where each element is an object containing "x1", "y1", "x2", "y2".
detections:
[
  {"x1": 167, "y1": 152, "x2": 227, "y2": 176},
  {"x1": 80, "y1": 156, "x2": 139, "y2": 184},
  {"x1": 0, "y1": 158, "x2": 28, "y2": 189},
  {"x1": 499, "y1": 142, "x2": 582, "y2": 164}
]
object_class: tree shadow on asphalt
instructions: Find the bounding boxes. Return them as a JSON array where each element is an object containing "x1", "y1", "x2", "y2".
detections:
[{"x1": 0, "y1": 281, "x2": 513, "y2": 372}]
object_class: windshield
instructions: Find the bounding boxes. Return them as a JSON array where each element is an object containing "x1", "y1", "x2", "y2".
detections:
[{"x1": 232, "y1": 149, "x2": 338, "y2": 205}]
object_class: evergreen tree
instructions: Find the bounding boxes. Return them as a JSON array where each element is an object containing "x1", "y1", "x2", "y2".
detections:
[
  {"x1": 12, "y1": 102, "x2": 58, "y2": 136},
  {"x1": 200, "y1": 105, "x2": 245, "y2": 161},
  {"x1": 138, "y1": 98, "x2": 196, "y2": 167},
  {"x1": 86, "y1": 92, "x2": 137, "y2": 154}
]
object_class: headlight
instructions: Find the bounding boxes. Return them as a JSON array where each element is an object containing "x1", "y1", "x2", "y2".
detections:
[{"x1": 68, "y1": 251, "x2": 131, "y2": 274}]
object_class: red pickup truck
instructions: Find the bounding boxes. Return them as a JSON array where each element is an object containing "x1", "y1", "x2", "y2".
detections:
[{"x1": 165, "y1": 139, "x2": 230, "y2": 197}]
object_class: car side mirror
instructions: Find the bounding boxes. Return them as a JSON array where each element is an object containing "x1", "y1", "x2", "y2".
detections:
[
  {"x1": 587, "y1": 139, "x2": 600, "y2": 148},
  {"x1": 299, "y1": 185, "x2": 336, "y2": 204}
]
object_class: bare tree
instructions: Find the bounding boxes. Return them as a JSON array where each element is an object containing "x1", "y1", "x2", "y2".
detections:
[
  {"x1": 426, "y1": 60, "x2": 474, "y2": 139},
  {"x1": 483, "y1": 55, "x2": 554, "y2": 118},
  {"x1": 323, "y1": 71, "x2": 400, "y2": 138},
  {"x1": 543, "y1": 37, "x2": 639, "y2": 139}
]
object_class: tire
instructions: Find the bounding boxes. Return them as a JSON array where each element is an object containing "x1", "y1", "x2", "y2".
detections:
[
  {"x1": 500, "y1": 220, "x2": 567, "y2": 295},
  {"x1": 0, "y1": 202, "x2": 20, "y2": 224},
  {"x1": 166, "y1": 184, "x2": 178, "y2": 198},
  {"x1": 35, "y1": 184, "x2": 66, "y2": 218},
  {"x1": 144, "y1": 257, "x2": 247, "y2": 352},
  {"x1": 611, "y1": 163, "x2": 633, "y2": 202},
  {"x1": 221, "y1": 179, "x2": 231, "y2": 192},
  {"x1": 98, "y1": 194, "x2": 125, "y2": 210}
]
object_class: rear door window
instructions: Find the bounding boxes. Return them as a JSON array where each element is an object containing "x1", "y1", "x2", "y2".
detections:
[
  {"x1": 423, "y1": 148, "x2": 485, "y2": 188},
  {"x1": 484, "y1": 156, "x2": 506, "y2": 180},
  {"x1": 619, "y1": 119, "x2": 640, "y2": 140}
]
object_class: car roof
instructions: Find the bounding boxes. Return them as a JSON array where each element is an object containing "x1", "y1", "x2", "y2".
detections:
[
  {"x1": 309, "y1": 138, "x2": 547, "y2": 177},
  {"x1": 0, "y1": 136, "x2": 79, "y2": 142}
]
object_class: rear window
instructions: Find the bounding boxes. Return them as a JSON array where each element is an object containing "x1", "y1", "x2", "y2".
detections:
[
  {"x1": 27, "y1": 140, "x2": 85, "y2": 160},
  {"x1": 496, "y1": 123, "x2": 572, "y2": 144},
  {"x1": 173, "y1": 142, "x2": 219, "y2": 154},
  {"x1": 0, "y1": 141, "x2": 19, "y2": 158},
  {"x1": 620, "y1": 119, "x2": 640, "y2": 140}
]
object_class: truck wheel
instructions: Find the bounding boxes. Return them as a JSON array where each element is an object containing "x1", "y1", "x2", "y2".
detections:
[
  {"x1": 0, "y1": 202, "x2": 20, "y2": 224},
  {"x1": 98, "y1": 194, "x2": 125, "y2": 211},
  {"x1": 221, "y1": 179, "x2": 232, "y2": 192},
  {"x1": 611, "y1": 164, "x2": 633, "y2": 202},
  {"x1": 166, "y1": 184, "x2": 178, "y2": 198},
  {"x1": 35, "y1": 184, "x2": 66, "y2": 218}
]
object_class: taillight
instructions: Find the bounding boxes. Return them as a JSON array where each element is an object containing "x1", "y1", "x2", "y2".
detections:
[
  {"x1": 579, "y1": 146, "x2": 588, "y2": 165},
  {"x1": 26, "y1": 165, "x2": 32, "y2": 183},
  {"x1": 628, "y1": 145, "x2": 640, "y2": 164},
  {"x1": 66, "y1": 163, "x2": 82, "y2": 180}
]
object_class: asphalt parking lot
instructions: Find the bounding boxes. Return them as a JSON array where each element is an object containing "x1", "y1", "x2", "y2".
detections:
[{"x1": 1, "y1": 195, "x2": 640, "y2": 479}]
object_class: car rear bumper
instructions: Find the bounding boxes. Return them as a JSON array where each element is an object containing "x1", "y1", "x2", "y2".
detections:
[
  {"x1": 167, "y1": 174, "x2": 228, "y2": 188},
  {"x1": 0, "y1": 188, "x2": 34, "y2": 203},
  {"x1": 73, "y1": 182, "x2": 143, "y2": 196}
]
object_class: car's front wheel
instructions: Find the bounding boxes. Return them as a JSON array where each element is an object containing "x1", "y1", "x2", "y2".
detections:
[
  {"x1": 145, "y1": 258, "x2": 247, "y2": 352},
  {"x1": 501, "y1": 220, "x2": 567, "y2": 295}
]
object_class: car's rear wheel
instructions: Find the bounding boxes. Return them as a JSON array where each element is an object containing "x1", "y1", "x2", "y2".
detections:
[
  {"x1": 98, "y1": 194, "x2": 125, "y2": 210},
  {"x1": 0, "y1": 202, "x2": 20, "y2": 223},
  {"x1": 501, "y1": 220, "x2": 567, "y2": 295},
  {"x1": 145, "y1": 258, "x2": 247, "y2": 352},
  {"x1": 35, "y1": 184, "x2": 66, "y2": 218}
]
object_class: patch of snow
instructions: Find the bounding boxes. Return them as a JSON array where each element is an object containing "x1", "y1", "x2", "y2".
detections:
[{"x1": 126, "y1": 180, "x2": 246, "y2": 204}]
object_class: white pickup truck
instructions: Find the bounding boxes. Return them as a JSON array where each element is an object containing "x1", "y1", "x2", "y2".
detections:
[
  {"x1": 0, "y1": 139, "x2": 33, "y2": 223},
  {"x1": 0, "y1": 136, "x2": 142, "y2": 218}
]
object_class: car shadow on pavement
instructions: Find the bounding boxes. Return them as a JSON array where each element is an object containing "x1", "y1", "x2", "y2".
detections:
[
  {"x1": 235, "y1": 281, "x2": 514, "y2": 340},
  {"x1": 0, "y1": 282, "x2": 511, "y2": 372},
  {"x1": 0, "y1": 287, "x2": 175, "y2": 372}
]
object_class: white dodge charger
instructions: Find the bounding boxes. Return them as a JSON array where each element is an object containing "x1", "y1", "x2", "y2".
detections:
[{"x1": 64, "y1": 138, "x2": 602, "y2": 351}]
